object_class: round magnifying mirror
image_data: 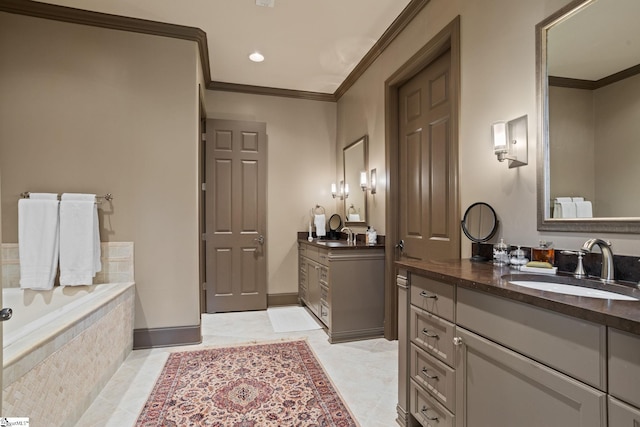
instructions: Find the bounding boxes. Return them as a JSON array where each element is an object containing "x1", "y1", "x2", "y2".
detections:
[
  {"x1": 327, "y1": 214, "x2": 343, "y2": 240},
  {"x1": 461, "y1": 202, "x2": 499, "y2": 261}
]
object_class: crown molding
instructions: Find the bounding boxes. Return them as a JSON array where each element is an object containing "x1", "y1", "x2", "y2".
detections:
[
  {"x1": 334, "y1": 0, "x2": 431, "y2": 100},
  {"x1": 208, "y1": 81, "x2": 336, "y2": 102},
  {"x1": 1, "y1": 0, "x2": 428, "y2": 102}
]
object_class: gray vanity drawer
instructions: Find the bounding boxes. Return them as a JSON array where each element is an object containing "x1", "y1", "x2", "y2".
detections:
[
  {"x1": 410, "y1": 343, "x2": 455, "y2": 412},
  {"x1": 410, "y1": 305, "x2": 455, "y2": 367},
  {"x1": 609, "y1": 328, "x2": 640, "y2": 408},
  {"x1": 317, "y1": 248, "x2": 329, "y2": 265},
  {"x1": 304, "y1": 246, "x2": 319, "y2": 263},
  {"x1": 609, "y1": 396, "x2": 640, "y2": 425},
  {"x1": 410, "y1": 379, "x2": 455, "y2": 427},
  {"x1": 410, "y1": 275, "x2": 455, "y2": 322},
  {"x1": 457, "y1": 287, "x2": 606, "y2": 390}
]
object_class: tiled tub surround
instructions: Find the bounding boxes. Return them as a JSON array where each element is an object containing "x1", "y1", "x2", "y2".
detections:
[
  {"x1": 2, "y1": 282, "x2": 135, "y2": 427},
  {"x1": 1, "y1": 242, "x2": 135, "y2": 426},
  {"x1": 1, "y1": 241, "x2": 134, "y2": 288}
]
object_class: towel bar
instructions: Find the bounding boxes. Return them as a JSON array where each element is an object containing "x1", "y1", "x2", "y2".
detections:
[{"x1": 20, "y1": 192, "x2": 114, "y2": 204}]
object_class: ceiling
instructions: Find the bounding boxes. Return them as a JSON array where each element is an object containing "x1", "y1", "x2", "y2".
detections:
[{"x1": 31, "y1": 0, "x2": 413, "y2": 95}]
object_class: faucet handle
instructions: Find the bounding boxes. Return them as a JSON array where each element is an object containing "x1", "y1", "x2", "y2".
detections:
[{"x1": 561, "y1": 250, "x2": 587, "y2": 278}]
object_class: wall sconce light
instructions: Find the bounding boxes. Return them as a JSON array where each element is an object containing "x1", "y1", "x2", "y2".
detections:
[
  {"x1": 331, "y1": 181, "x2": 349, "y2": 200},
  {"x1": 360, "y1": 169, "x2": 377, "y2": 194},
  {"x1": 492, "y1": 114, "x2": 528, "y2": 168}
]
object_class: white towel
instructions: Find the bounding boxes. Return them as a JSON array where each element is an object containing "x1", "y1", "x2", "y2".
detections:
[
  {"x1": 348, "y1": 213, "x2": 361, "y2": 221},
  {"x1": 18, "y1": 193, "x2": 60, "y2": 290},
  {"x1": 555, "y1": 197, "x2": 573, "y2": 202},
  {"x1": 553, "y1": 201, "x2": 577, "y2": 218},
  {"x1": 575, "y1": 201, "x2": 593, "y2": 218},
  {"x1": 314, "y1": 214, "x2": 326, "y2": 237},
  {"x1": 572, "y1": 197, "x2": 584, "y2": 202},
  {"x1": 59, "y1": 193, "x2": 101, "y2": 286}
]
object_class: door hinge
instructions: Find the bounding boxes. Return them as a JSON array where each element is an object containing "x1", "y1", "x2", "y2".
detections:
[
  {"x1": 202, "y1": 233, "x2": 206, "y2": 241},
  {"x1": 202, "y1": 282, "x2": 206, "y2": 290},
  {"x1": 201, "y1": 183, "x2": 206, "y2": 191},
  {"x1": 201, "y1": 133, "x2": 206, "y2": 142}
]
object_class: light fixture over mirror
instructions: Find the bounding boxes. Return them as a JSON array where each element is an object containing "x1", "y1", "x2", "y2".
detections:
[
  {"x1": 536, "y1": 0, "x2": 640, "y2": 233},
  {"x1": 343, "y1": 135, "x2": 368, "y2": 225}
]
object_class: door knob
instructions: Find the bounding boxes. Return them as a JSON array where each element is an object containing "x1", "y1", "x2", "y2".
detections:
[
  {"x1": 396, "y1": 239, "x2": 405, "y2": 253},
  {"x1": 453, "y1": 337, "x2": 463, "y2": 346},
  {"x1": 0, "y1": 307, "x2": 13, "y2": 321},
  {"x1": 254, "y1": 235, "x2": 265, "y2": 245}
]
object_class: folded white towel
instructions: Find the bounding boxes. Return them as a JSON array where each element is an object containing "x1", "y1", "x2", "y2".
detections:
[
  {"x1": 348, "y1": 213, "x2": 361, "y2": 221},
  {"x1": 575, "y1": 201, "x2": 593, "y2": 218},
  {"x1": 572, "y1": 197, "x2": 584, "y2": 202},
  {"x1": 59, "y1": 193, "x2": 101, "y2": 286},
  {"x1": 314, "y1": 214, "x2": 326, "y2": 237},
  {"x1": 18, "y1": 194, "x2": 60, "y2": 290},
  {"x1": 554, "y1": 197, "x2": 573, "y2": 202},
  {"x1": 553, "y1": 201, "x2": 577, "y2": 218}
]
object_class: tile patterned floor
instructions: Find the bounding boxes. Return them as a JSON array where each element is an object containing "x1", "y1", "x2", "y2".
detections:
[{"x1": 75, "y1": 309, "x2": 399, "y2": 426}]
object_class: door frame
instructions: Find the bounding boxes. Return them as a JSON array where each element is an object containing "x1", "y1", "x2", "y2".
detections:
[{"x1": 384, "y1": 16, "x2": 461, "y2": 340}]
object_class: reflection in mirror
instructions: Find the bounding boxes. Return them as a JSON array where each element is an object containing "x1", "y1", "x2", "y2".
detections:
[
  {"x1": 343, "y1": 135, "x2": 367, "y2": 225},
  {"x1": 461, "y1": 202, "x2": 498, "y2": 262},
  {"x1": 537, "y1": 0, "x2": 640, "y2": 233}
]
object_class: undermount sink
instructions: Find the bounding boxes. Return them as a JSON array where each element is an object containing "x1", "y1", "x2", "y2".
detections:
[
  {"x1": 509, "y1": 280, "x2": 639, "y2": 301},
  {"x1": 316, "y1": 241, "x2": 348, "y2": 247}
]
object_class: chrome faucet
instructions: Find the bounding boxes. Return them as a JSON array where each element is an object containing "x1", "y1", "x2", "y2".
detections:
[
  {"x1": 581, "y1": 238, "x2": 615, "y2": 283},
  {"x1": 341, "y1": 227, "x2": 355, "y2": 244}
]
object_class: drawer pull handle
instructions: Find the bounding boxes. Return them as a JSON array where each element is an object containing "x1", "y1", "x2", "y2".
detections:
[
  {"x1": 421, "y1": 406, "x2": 439, "y2": 422},
  {"x1": 420, "y1": 291, "x2": 438, "y2": 299},
  {"x1": 421, "y1": 367, "x2": 439, "y2": 380},
  {"x1": 422, "y1": 329, "x2": 439, "y2": 339}
]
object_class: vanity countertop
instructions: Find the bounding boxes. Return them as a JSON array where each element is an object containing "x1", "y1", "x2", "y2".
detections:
[
  {"x1": 299, "y1": 238, "x2": 385, "y2": 250},
  {"x1": 396, "y1": 258, "x2": 640, "y2": 335}
]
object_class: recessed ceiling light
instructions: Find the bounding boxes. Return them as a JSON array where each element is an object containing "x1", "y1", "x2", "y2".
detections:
[{"x1": 249, "y1": 52, "x2": 265, "y2": 63}]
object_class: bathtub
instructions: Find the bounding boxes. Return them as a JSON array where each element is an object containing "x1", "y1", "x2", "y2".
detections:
[{"x1": 2, "y1": 282, "x2": 135, "y2": 427}]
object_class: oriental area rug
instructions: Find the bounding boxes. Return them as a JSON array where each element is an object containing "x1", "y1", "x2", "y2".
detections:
[{"x1": 135, "y1": 340, "x2": 359, "y2": 427}]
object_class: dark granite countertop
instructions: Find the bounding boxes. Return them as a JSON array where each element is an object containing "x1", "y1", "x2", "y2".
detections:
[
  {"x1": 299, "y1": 238, "x2": 385, "y2": 250},
  {"x1": 396, "y1": 258, "x2": 640, "y2": 336}
]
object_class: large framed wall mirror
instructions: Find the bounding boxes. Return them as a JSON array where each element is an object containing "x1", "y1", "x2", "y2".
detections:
[
  {"x1": 343, "y1": 135, "x2": 368, "y2": 225},
  {"x1": 536, "y1": 0, "x2": 640, "y2": 233}
]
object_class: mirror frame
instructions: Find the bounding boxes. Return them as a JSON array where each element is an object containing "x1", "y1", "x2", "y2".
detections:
[
  {"x1": 343, "y1": 135, "x2": 368, "y2": 226},
  {"x1": 461, "y1": 202, "x2": 499, "y2": 243},
  {"x1": 536, "y1": 0, "x2": 640, "y2": 233}
]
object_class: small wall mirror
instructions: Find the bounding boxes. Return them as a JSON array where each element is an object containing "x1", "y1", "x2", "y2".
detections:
[
  {"x1": 343, "y1": 135, "x2": 368, "y2": 225},
  {"x1": 461, "y1": 202, "x2": 498, "y2": 261},
  {"x1": 536, "y1": 0, "x2": 640, "y2": 233}
]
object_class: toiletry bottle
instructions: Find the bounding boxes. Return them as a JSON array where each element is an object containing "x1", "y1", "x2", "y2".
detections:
[
  {"x1": 493, "y1": 239, "x2": 509, "y2": 266},
  {"x1": 369, "y1": 227, "x2": 377, "y2": 245},
  {"x1": 365, "y1": 226, "x2": 370, "y2": 245},
  {"x1": 532, "y1": 241, "x2": 555, "y2": 265}
]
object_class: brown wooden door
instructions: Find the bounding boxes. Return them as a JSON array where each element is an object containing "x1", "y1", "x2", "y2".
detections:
[
  {"x1": 398, "y1": 49, "x2": 459, "y2": 262},
  {"x1": 204, "y1": 119, "x2": 267, "y2": 312}
]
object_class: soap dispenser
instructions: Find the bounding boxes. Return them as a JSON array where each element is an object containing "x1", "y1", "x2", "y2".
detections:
[
  {"x1": 493, "y1": 239, "x2": 509, "y2": 266},
  {"x1": 368, "y1": 227, "x2": 377, "y2": 245}
]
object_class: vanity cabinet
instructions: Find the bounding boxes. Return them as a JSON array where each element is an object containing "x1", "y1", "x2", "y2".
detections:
[
  {"x1": 298, "y1": 241, "x2": 384, "y2": 343},
  {"x1": 456, "y1": 287, "x2": 606, "y2": 427},
  {"x1": 608, "y1": 328, "x2": 640, "y2": 424},
  {"x1": 398, "y1": 271, "x2": 609, "y2": 427}
]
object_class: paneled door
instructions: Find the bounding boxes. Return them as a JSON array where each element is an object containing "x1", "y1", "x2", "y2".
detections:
[
  {"x1": 398, "y1": 49, "x2": 459, "y2": 262},
  {"x1": 204, "y1": 119, "x2": 267, "y2": 312}
]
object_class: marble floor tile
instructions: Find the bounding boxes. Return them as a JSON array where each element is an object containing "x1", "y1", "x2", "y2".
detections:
[{"x1": 75, "y1": 309, "x2": 399, "y2": 426}]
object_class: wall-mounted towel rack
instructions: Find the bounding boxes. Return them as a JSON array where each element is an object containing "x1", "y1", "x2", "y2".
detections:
[
  {"x1": 312, "y1": 204, "x2": 325, "y2": 215},
  {"x1": 20, "y1": 192, "x2": 114, "y2": 204}
]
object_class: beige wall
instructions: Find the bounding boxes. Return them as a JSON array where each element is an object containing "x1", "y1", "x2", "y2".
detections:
[
  {"x1": 204, "y1": 91, "x2": 337, "y2": 295},
  {"x1": 594, "y1": 73, "x2": 640, "y2": 217},
  {"x1": 0, "y1": 13, "x2": 201, "y2": 330},
  {"x1": 549, "y1": 86, "x2": 596, "y2": 205},
  {"x1": 337, "y1": 0, "x2": 640, "y2": 256}
]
